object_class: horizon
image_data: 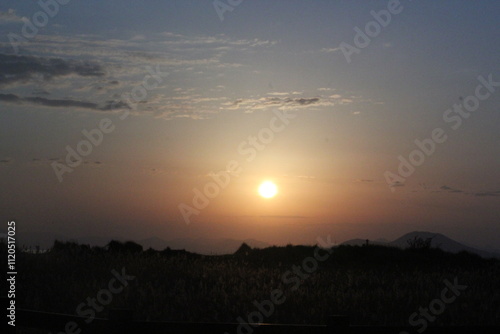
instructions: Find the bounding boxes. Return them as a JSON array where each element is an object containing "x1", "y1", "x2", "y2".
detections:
[
  {"x1": 1, "y1": 1, "x2": 500, "y2": 251},
  {"x1": 4, "y1": 230, "x2": 500, "y2": 257}
]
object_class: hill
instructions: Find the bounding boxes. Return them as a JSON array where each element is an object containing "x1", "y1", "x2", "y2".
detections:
[{"x1": 342, "y1": 231, "x2": 500, "y2": 259}]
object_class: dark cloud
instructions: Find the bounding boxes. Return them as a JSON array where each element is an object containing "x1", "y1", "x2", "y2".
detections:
[
  {"x1": 440, "y1": 185, "x2": 463, "y2": 193},
  {"x1": 30, "y1": 158, "x2": 103, "y2": 167},
  {"x1": 26, "y1": 96, "x2": 99, "y2": 109},
  {"x1": 83, "y1": 161, "x2": 103, "y2": 167},
  {"x1": 232, "y1": 99, "x2": 244, "y2": 106},
  {"x1": 432, "y1": 185, "x2": 499, "y2": 197},
  {"x1": 0, "y1": 53, "x2": 105, "y2": 88},
  {"x1": 474, "y1": 191, "x2": 500, "y2": 197},
  {"x1": 0, "y1": 93, "x2": 130, "y2": 111},
  {"x1": 0, "y1": 93, "x2": 19, "y2": 103},
  {"x1": 390, "y1": 181, "x2": 405, "y2": 188},
  {"x1": 294, "y1": 97, "x2": 319, "y2": 105},
  {"x1": 100, "y1": 100, "x2": 132, "y2": 111}
]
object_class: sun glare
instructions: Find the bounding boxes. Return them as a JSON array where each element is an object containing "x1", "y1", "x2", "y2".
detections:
[{"x1": 258, "y1": 181, "x2": 278, "y2": 198}]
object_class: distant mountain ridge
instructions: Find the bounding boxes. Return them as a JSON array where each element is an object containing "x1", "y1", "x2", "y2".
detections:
[
  {"x1": 139, "y1": 237, "x2": 270, "y2": 255},
  {"x1": 5, "y1": 232, "x2": 270, "y2": 255},
  {"x1": 3, "y1": 230, "x2": 498, "y2": 258},
  {"x1": 342, "y1": 231, "x2": 500, "y2": 259}
]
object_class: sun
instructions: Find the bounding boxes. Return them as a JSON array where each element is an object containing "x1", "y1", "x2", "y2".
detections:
[{"x1": 258, "y1": 181, "x2": 278, "y2": 198}]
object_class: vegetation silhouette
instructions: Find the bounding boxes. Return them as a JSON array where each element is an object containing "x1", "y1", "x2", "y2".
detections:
[
  {"x1": 407, "y1": 235, "x2": 434, "y2": 250},
  {"x1": 3, "y1": 239, "x2": 499, "y2": 326},
  {"x1": 106, "y1": 240, "x2": 143, "y2": 253}
]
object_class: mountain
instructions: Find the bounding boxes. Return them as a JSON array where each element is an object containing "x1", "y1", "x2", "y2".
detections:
[
  {"x1": 138, "y1": 237, "x2": 170, "y2": 250},
  {"x1": 388, "y1": 231, "x2": 499, "y2": 258},
  {"x1": 151, "y1": 237, "x2": 270, "y2": 254},
  {"x1": 341, "y1": 231, "x2": 499, "y2": 259},
  {"x1": 7, "y1": 231, "x2": 270, "y2": 255},
  {"x1": 6, "y1": 230, "x2": 498, "y2": 258}
]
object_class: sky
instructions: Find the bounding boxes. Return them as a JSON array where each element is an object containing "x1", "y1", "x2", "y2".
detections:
[{"x1": 0, "y1": 0, "x2": 499, "y2": 250}]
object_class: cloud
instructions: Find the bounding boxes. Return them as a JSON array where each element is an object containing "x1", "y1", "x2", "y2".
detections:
[
  {"x1": 0, "y1": 93, "x2": 129, "y2": 112},
  {"x1": 83, "y1": 161, "x2": 103, "y2": 168},
  {"x1": 267, "y1": 92, "x2": 290, "y2": 96},
  {"x1": 0, "y1": 32, "x2": 284, "y2": 120},
  {"x1": 295, "y1": 97, "x2": 319, "y2": 105},
  {"x1": 223, "y1": 96, "x2": 324, "y2": 111},
  {"x1": 0, "y1": 9, "x2": 23, "y2": 24},
  {"x1": 354, "y1": 179, "x2": 374, "y2": 183},
  {"x1": 320, "y1": 47, "x2": 341, "y2": 53},
  {"x1": 473, "y1": 191, "x2": 500, "y2": 197},
  {"x1": 100, "y1": 100, "x2": 131, "y2": 111},
  {"x1": 420, "y1": 184, "x2": 500, "y2": 198},
  {"x1": 258, "y1": 215, "x2": 307, "y2": 219},
  {"x1": 283, "y1": 174, "x2": 317, "y2": 181},
  {"x1": 191, "y1": 97, "x2": 226, "y2": 103},
  {"x1": 0, "y1": 53, "x2": 105, "y2": 88},
  {"x1": 3, "y1": 33, "x2": 274, "y2": 73},
  {"x1": 30, "y1": 158, "x2": 103, "y2": 168},
  {"x1": 239, "y1": 214, "x2": 307, "y2": 219},
  {"x1": 32, "y1": 88, "x2": 50, "y2": 96},
  {"x1": 390, "y1": 181, "x2": 405, "y2": 188},
  {"x1": 159, "y1": 32, "x2": 277, "y2": 49},
  {"x1": 440, "y1": 185, "x2": 463, "y2": 193},
  {"x1": 31, "y1": 158, "x2": 57, "y2": 166},
  {"x1": 0, "y1": 31, "x2": 360, "y2": 120},
  {"x1": 267, "y1": 91, "x2": 304, "y2": 96},
  {"x1": 218, "y1": 91, "x2": 364, "y2": 115}
]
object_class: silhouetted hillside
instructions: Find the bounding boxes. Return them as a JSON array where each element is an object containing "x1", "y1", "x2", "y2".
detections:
[
  {"x1": 342, "y1": 231, "x2": 500, "y2": 259},
  {"x1": 4, "y1": 239, "x2": 499, "y2": 326}
]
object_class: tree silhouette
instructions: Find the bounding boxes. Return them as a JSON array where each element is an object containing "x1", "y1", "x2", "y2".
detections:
[
  {"x1": 407, "y1": 236, "x2": 433, "y2": 250},
  {"x1": 106, "y1": 240, "x2": 143, "y2": 253}
]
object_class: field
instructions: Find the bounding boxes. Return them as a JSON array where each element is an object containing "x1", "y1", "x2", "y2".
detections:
[{"x1": 4, "y1": 240, "x2": 500, "y2": 327}]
